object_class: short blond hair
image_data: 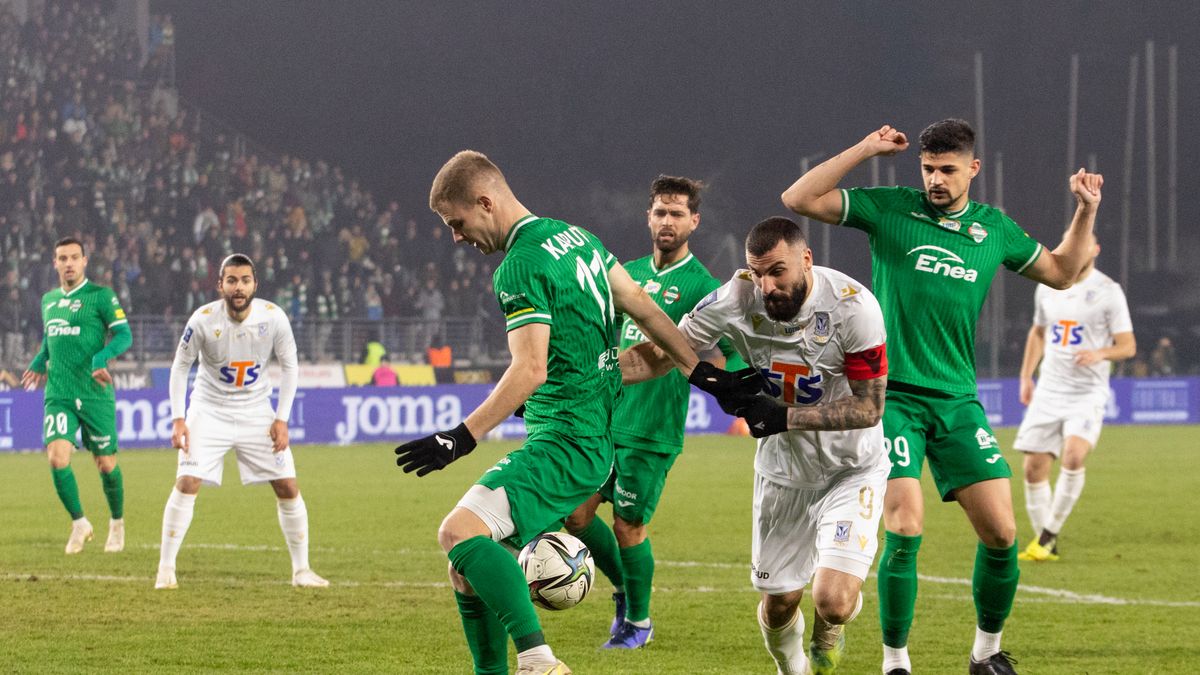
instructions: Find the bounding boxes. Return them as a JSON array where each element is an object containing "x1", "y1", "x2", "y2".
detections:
[{"x1": 429, "y1": 150, "x2": 507, "y2": 211}]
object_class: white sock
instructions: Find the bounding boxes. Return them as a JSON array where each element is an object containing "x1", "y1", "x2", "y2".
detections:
[
  {"x1": 516, "y1": 644, "x2": 556, "y2": 669},
  {"x1": 277, "y1": 495, "x2": 310, "y2": 573},
  {"x1": 882, "y1": 644, "x2": 911, "y2": 672},
  {"x1": 159, "y1": 489, "x2": 196, "y2": 570},
  {"x1": 629, "y1": 617, "x2": 651, "y2": 628},
  {"x1": 971, "y1": 627, "x2": 1002, "y2": 661},
  {"x1": 1023, "y1": 480, "x2": 1052, "y2": 536},
  {"x1": 759, "y1": 601, "x2": 809, "y2": 675},
  {"x1": 1046, "y1": 468, "x2": 1085, "y2": 534}
]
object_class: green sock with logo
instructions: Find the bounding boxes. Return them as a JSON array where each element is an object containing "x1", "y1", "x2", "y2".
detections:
[{"x1": 574, "y1": 518, "x2": 624, "y2": 590}]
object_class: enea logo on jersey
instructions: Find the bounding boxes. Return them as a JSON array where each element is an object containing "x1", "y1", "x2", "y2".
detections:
[
  {"x1": 760, "y1": 360, "x2": 824, "y2": 405},
  {"x1": 1051, "y1": 320, "x2": 1084, "y2": 346},
  {"x1": 219, "y1": 361, "x2": 262, "y2": 387},
  {"x1": 46, "y1": 318, "x2": 80, "y2": 336},
  {"x1": 906, "y1": 245, "x2": 979, "y2": 282}
]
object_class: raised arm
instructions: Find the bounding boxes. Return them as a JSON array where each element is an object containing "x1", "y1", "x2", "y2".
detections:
[
  {"x1": 1018, "y1": 325, "x2": 1046, "y2": 406},
  {"x1": 781, "y1": 125, "x2": 910, "y2": 224},
  {"x1": 1022, "y1": 169, "x2": 1103, "y2": 289}
]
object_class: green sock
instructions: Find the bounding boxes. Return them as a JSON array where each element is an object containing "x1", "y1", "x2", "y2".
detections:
[
  {"x1": 620, "y1": 539, "x2": 654, "y2": 622},
  {"x1": 51, "y1": 466, "x2": 84, "y2": 520},
  {"x1": 100, "y1": 465, "x2": 124, "y2": 519},
  {"x1": 448, "y1": 536, "x2": 543, "y2": 653},
  {"x1": 455, "y1": 591, "x2": 508, "y2": 675},
  {"x1": 878, "y1": 531, "x2": 921, "y2": 648},
  {"x1": 574, "y1": 518, "x2": 624, "y2": 589},
  {"x1": 973, "y1": 541, "x2": 1020, "y2": 633}
]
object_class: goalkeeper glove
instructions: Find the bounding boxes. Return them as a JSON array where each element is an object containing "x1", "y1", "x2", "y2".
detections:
[
  {"x1": 688, "y1": 363, "x2": 768, "y2": 414},
  {"x1": 737, "y1": 397, "x2": 789, "y2": 438},
  {"x1": 394, "y1": 423, "x2": 477, "y2": 477}
]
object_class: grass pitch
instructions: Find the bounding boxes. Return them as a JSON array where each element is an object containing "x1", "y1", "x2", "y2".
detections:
[{"x1": 1, "y1": 426, "x2": 1197, "y2": 673}]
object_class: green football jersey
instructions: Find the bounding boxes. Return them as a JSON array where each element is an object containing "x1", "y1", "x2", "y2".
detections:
[
  {"x1": 494, "y1": 215, "x2": 622, "y2": 438},
  {"x1": 839, "y1": 186, "x2": 1043, "y2": 394},
  {"x1": 612, "y1": 253, "x2": 721, "y2": 453},
  {"x1": 37, "y1": 279, "x2": 128, "y2": 401}
]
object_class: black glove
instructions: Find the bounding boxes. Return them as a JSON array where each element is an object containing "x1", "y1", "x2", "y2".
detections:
[
  {"x1": 394, "y1": 423, "x2": 477, "y2": 477},
  {"x1": 688, "y1": 363, "x2": 768, "y2": 415},
  {"x1": 737, "y1": 397, "x2": 790, "y2": 438},
  {"x1": 513, "y1": 404, "x2": 526, "y2": 418}
]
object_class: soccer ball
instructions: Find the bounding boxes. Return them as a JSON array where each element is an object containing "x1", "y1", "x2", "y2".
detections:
[{"x1": 517, "y1": 532, "x2": 595, "y2": 611}]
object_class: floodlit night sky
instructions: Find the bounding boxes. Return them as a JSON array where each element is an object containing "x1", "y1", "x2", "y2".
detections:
[{"x1": 159, "y1": 1, "x2": 1199, "y2": 285}]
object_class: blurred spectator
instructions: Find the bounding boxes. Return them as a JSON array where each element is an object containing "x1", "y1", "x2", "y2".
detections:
[
  {"x1": 1150, "y1": 337, "x2": 1176, "y2": 377},
  {"x1": 1, "y1": 285, "x2": 26, "y2": 367},
  {"x1": 372, "y1": 358, "x2": 398, "y2": 386}
]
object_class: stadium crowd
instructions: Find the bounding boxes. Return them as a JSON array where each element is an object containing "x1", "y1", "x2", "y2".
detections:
[{"x1": 0, "y1": 1, "x2": 498, "y2": 368}]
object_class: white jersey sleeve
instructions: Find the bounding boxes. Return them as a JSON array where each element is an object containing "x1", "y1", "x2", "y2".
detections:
[
  {"x1": 1105, "y1": 284, "x2": 1133, "y2": 336},
  {"x1": 839, "y1": 286, "x2": 887, "y2": 355},
  {"x1": 678, "y1": 279, "x2": 742, "y2": 352},
  {"x1": 169, "y1": 317, "x2": 202, "y2": 419},
  {"x1": 272, "y1": 308, "x2": 299, "y2": 422}
]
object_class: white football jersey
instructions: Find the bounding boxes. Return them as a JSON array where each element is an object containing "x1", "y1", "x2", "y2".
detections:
[
  {"x1": 1032, "y1": 268, "x2": 1133, "y2": 400},
  {"x1": 680, "y1": 266, "x2": 890, "y2": 489},
  {"x1": 170, "y1": 298, "x2": 299, "y2": 421}
]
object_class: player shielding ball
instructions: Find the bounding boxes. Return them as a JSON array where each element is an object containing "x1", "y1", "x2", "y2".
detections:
[
  {"x1": 394, "y1": 151, "x2": 759, "y2": 675},
  {"x1": 22, "y1": 236, "x2": 133, "y2": 554},
  {"x1": 622, "y1": 217, "x2": 889, "y2": 675},
  {"x1": 1014, "y1": 233, "x2": 1135, "y2": 561},
  {"x1": 155, "y1": 254, "x2": 327, "y2": 590},
  {"x1": 783, "y1": 120, "x2": 1103, "y2": 674}
]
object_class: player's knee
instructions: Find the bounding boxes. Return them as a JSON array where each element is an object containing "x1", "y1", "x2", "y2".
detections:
[
  {"x1": 175, "y1": 476, "x2": 201, "y2": 495},
  {"x1": 612, "y1": 518, "x2": 646, "y2": 546},
  {"x1": 94, "y1": 455, "x2": 116, "y2": 473},
  {"x1": 760, "y1": 594, "x2": 801, "y2": 628},
  {"x1": 813, "y1": 588, "x2": 858, "y2": 625},
  {"x1": 446, "y1": 561, "x2": 473, "y2": 594},
  {"x1": 563, "y1": 508, "x2": 594, "y2": 534},
  {"x1": 980, "y1": 521, "x2": 1017, "y2": 548}
]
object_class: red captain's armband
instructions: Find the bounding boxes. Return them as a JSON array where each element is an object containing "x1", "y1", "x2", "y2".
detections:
[{"x1": 845, "y1": 344, "x2": 888, "y2": 380}]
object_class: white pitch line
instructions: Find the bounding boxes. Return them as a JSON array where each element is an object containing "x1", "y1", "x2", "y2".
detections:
[{"x1": 4, "y1": 570, "x2": 1198, "y2": 608}]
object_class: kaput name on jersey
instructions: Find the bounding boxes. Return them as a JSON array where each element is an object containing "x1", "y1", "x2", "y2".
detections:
[{"x1": 907, "y1": 245, "x2": 979, "y2": 282}]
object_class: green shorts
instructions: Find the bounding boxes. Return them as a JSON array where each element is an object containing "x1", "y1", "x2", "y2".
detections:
[
  {"x1": 883, "y1": 383, "x2": 1009, "y2": 501},
  {"x1": 599, "y1": 442, "x2": 679, "y2": 525},
  {"x1": 42, "y1": 397, "x2": 118, "y2": 456},
  {"x1": 477, "y1": 430, "x2": 613, "y2": 547}
]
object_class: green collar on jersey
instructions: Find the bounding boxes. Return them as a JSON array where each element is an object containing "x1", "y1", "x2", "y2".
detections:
[
  {"x1": 61, "y1": 278, "x2": 90, "y2": 297},
  {"x1": 650, "y1": 252, "x2": 694, "y2": 276},
  {"x1": 925, "y1": 195, "x2": 972, "y2": 220},
  {"x1": 503, "y1": 214, "x2": 539, "y2": 252}
]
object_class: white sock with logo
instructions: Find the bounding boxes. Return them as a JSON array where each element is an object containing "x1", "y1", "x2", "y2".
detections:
[
  {"x1": 759, "y1": 601, "x2": 809, "y2": 675},
  {"x1": 277, "y1": 495, "x2": 310, "y2": 573},
  {"x1": 1023, "y1": 480, "x2": 1052, "y2": 537},
  {"x1": 159, "y1": 488, "x2": 196, "y2": 570}
]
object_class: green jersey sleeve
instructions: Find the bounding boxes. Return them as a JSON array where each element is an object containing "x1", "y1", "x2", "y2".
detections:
[
  {"x1": 999, "y1": 213, "x2": 1044, "y2": 274},
  {"x1": 495, "y1": 257, "x2": 554, "y2": 332},
  {"x1": 99, "y1": 286, "x2": 128, "y2": 329},
  {"x1": 839, "y1": 186, "x2": 916, "y2": 234}
]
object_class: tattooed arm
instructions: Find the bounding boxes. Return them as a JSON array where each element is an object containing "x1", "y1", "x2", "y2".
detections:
[{"x1": 785, "y1": 375, "x2": 887, "y2": 431}]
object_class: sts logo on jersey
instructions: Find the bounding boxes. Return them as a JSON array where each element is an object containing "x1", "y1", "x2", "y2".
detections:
[
  {"x1": 1050, "y1": 320, "x2": 1084, "y2": 346},
  {"x1": 761, "y1": 360, "x2": 824, "y2": 405},
  {"x1": 219, "y1": 361, "x2": 262, "y2": 387}
]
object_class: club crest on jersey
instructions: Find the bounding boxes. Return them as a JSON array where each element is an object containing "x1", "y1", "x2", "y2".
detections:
[
  {"x1": 811, "y1": 311, "x2": 831, "y2": 344},
  {"x1": 968, "y1": 222, "x2": 988, "y2": 243},
  {"x1": 1085, "y1": 290, "x2": 1097, "y2": 304},
  {"x1": 258, "y1": 323, "x2": 268, "y2": 337},
  {"x1": 761, "y1": 360, "x2": 824, "y2": 405},
  {"x1": 643, "y1": 281, "x2": 662, "y2": 295},
  {"x1": 834, "y1": 521, "x2": 851, "y2": 544},
  {"x1": 663, "y1": 286, "x2": 680, "y2": 304}
]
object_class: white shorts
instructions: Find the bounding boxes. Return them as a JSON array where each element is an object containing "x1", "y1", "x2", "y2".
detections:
[
  {"x1": 1013, "y1": 392, "x2": 1106, "y2": 453},
  {"x1": 456, "y1": 485, "x2": 516, "y2": 543},
  {"x1": 178, "y1": 402, "x2": 295, "y2": 486},
  {"x1": 750, "y1": 463, "x2": 888, "y2": 594}
]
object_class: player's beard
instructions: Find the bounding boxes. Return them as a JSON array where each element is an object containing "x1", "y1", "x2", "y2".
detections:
[
  {"x1": 654, "y1": 228, "x2": 689, "y2": 255},
  {"x1": 763, "y1": 278, "x2": 808, "y2": 322},
  {"x1": 224, "y1": 290, "x2": 255, "y2": 314}
]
